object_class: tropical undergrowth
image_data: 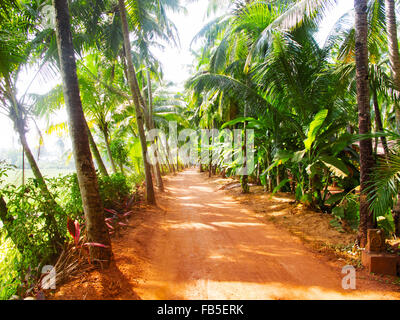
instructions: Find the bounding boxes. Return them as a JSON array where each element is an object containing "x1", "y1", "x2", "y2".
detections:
[{"x1": 0, "y1": 164, "x2": 142, "y2": 300}]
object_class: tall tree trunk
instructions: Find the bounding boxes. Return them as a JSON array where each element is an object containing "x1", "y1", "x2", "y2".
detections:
[
  {"x1": 373, "y1": 90, "x2": 389, "y2": 157},
  {"x1": 385, "y1": 0, "x2": 400, "y2": 235},
  {"x1": 119, "y1": 162, "x2": 125, "y2": 176},
  {"x1": 102, "y1": 128, "x2": 117, "y2": 174},
  {"x1": 177, "y1": 150, "x2": 180, "y2": 171},
  {"x1": 5, "y1": 78, "x2": 47, "y2": 191},
  {"x1": 354, "y1": 0, "x2": 375, "y2": 247},
  {"x1": 13, "y1": 118, "x2": 63, "y2": 248},
  {"x1": 160, "y1": 140, "x2": 173, "y2": 174},
  {"x1": 241, "y1": 102, "x2": 249, "y2": 193},
  {"x1": 165, "y1": 141, "x2": 176, "y2": 174},
  {"x1": 53, "y1": 0, "x2": 112, "y2": 265},
  {"x1": 147, "y1": 70, "x2": 164, "y2": 191},
  {"x1": 22, "y1": 146, "x2": 24, "y2": 186},
  {"x1": 156, "y1": 137, "x2": 173, "y2": 173},
  {"x1": 208, "y1": 129, "x2": 212, "y2": 178},
  {"x1": 147, "y1": 71, "x2": 153, "y2": 124},
  {"x1": 118, "y1": 0, "x2": 155, "y2": 204},
  {"x1": 13, "y1": 116, "x2": 45, "y2": 189},
  {"x1": 385, "y1": 0, "x2": 400, "y2": 127},
  {"x1": 6, "y1": 82, "x2": 63, "y2": 249},
  {"x1": 86, "y1": 122, "x2": 109, "y2": 177}
]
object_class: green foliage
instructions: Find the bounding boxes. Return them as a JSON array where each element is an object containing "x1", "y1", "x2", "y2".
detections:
[
  {"x1": 0, "y1": 164, "x2": 141, "y2": 300},
  {"x1": 304, "y1": 109, "x2": 329, "y2": 151},
  {"x1": 98, "y1": 173, "x2": 131, "y2": 210},
  {"x1": 2, "y1": 180, "x2": 65, "y2": 258},
  {"x1": 331, "y1": 193, "x2": 360, "y2": 231},
  {"x1": 0, "y1": 161, "x2": 16, "y2": 185},
  {"x1": 377, "y1": 213, "x2": 395, "y2": 237},
  {"x1": 0, "y1": 231, "x2": 21, "y2": 300},
  {"x1": 273, "y1": 179, "x2": 290, "y2": 195},
  {"x1": 110, "y1": 139, "x2": 130, "y2": 169}
]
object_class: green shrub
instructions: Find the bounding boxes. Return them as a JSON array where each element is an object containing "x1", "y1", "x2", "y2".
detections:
[
  {"x1": 0, "y1": 164, "x2": 143, "y2": 300},
  {"x1": 0, "y1": 231, "x2": 21, "y2": 300},
  {"x1": 98, "y1": 173, "x2": 131, "y2": 209}
]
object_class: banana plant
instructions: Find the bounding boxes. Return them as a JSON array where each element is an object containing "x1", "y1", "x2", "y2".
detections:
[{"x1": 263, "y1": 109, "x2": 355, "y2": 210}]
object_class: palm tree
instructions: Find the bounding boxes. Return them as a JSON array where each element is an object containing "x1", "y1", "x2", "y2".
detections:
[
  {"x1": 53, "y1": 0, "x2": 112, "y2": 265},
  {"x1": 253, "y1": 0, "x2": 377, "y2": 246},
  {"x1": 117, "y1": 0, "x2": 155, "y2": 204},
  {"x1": 86, "y1": 120, "x2": 110, "y2": 177},
  {"x1": 354, "y1": 0, "x2": 375, "y2": 247},
  {"x1": 146, "y1": 69, "x2": 164, "y2": 191},
  {"x1": 82, "y1": 0, "x2": 183, "y2": 202},
  {"x1": 384, "y1": 0, "x2": 400, "y2": 235},
  {"x1": 385, "y1": 0, "x2": 400, "y2": 127}
]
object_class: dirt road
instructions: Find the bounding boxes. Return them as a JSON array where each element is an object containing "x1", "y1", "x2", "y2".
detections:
[
  {"x1": 131, "y1": 169, "x2": 400, "y2": 300},
  {"x1": 54, "y1": 168, "x2": 400, "y2": 300}
]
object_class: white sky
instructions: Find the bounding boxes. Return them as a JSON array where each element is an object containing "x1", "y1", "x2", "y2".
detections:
[{"x1": 0, "y1": 0, "x2": 354, "y2": 153}]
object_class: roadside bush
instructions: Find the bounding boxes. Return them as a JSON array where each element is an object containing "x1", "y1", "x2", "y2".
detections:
[
  {"x1": 0, "y1": 231, "x2": 21, "y2": 300},
  {"x1": 0, "y1": 164, "x2": 143, "y2": 299},
  {"x1": 98, "y1": 173, "x2": 131, "y2": 209}
]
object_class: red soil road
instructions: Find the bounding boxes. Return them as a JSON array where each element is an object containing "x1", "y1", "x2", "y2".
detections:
[
  {"x1": 132, "y1": 169, "x2": 400, "y2": 300},
  {"x1": 53, "y1": 168, "x2": 400, "y2": 300}
]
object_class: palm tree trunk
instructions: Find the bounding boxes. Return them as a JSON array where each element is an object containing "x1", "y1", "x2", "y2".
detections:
[
  {"x1": 384, "y1": 0, "x2": 400, "y2": 236},
  {"x1": 6, "y1": 83, "x2": 63, "y2": 249},
  {"x1": 165, "y1": 150, "x2": 174, "y2": 174},
  {"x1": 53, "y1": 0, "x2": 112, "y2": 265},
  {"x1": 241, "y1": 102, "x2": 249, "y2": 193},
  {"x1": 159, "y1": 140, "x2": 173, "y2": 174},
  {"x1": 153, "y1": 144, "x2": 164, "y2": 190},
  {"x1": 22, "y1": 146, "x2": 24, "y2": 186},
  {"x1": 118, "y1": 0, "x2": 155, "y2": 204},
  {"x1": 165, "y1": 141, "x2": 176, "y2": 174},
  {"x1": 86, "y1": 122, "x2": 109, "y2": 177},
  {"x1": 385, "y1": 0, "x2": 400, "y2": 127},
  {"x1": 102, "y1": 128, "x2": 117, "y2": 174},
  {"x1": 373, "y1": 90, "x2": 389, "y2": 157},
  {"x1": 14, "y1": 117, "x2": 46, "y2": 188},
  {"x1": 14, "y1": 120, "x2": 63, "y2": 247},
  {"x1": 147, "y1": 70, "x2": 164, "y2": 191},
  {"x1": 147, "y1": 70, "x2": 153, "y2": 124},
  {"x1": 5, "y1": 77, "x2": 47, "y2": 190},
  {"x1": 119, "y1": 162, "x2": 125, "y2": 175},
  {"x1": 354, "y1": 0, "x2": 375, "y2": 247}
]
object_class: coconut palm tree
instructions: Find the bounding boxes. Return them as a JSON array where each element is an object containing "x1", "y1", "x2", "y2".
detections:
[
  {"x1": 246, "y1": 0, "x2": 376, "y2": 246},
  {"x1": 117, "y1": 0, "x2": 156, "y2": 204},
  {"x1": 385, "y1": 0, "x2": 400, "y2": 126},
  {"x1": 53, "y1": 0, "x2": 112, "y2": 265},
  {"x1": 353, "y1": 0, "x2": 375, "y2": 246}
]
